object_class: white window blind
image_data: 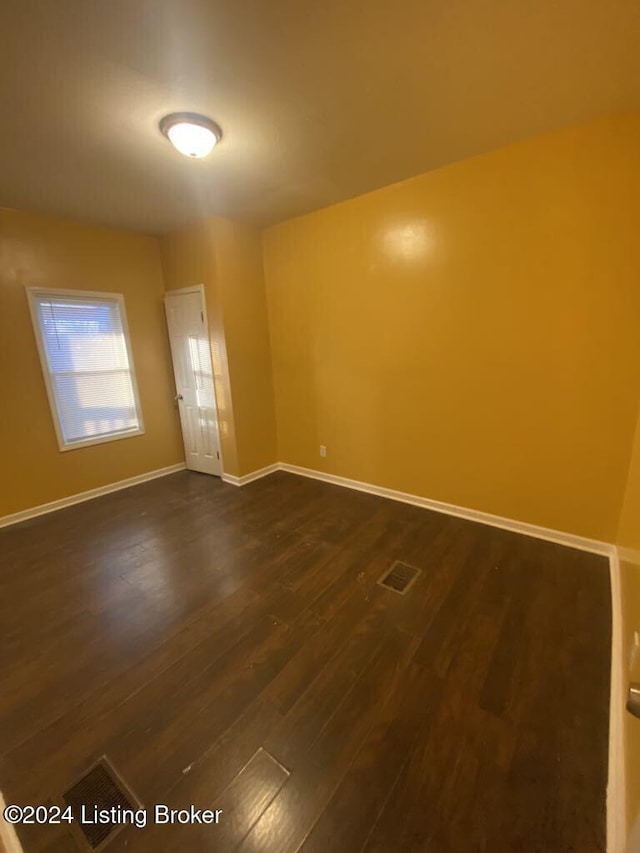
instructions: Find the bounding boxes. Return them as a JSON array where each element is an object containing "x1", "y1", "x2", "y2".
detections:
[{"x1": 28, "y1": 289, "x2": 144, "y2": 450}]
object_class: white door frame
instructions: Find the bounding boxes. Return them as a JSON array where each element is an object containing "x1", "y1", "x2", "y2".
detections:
[{"x1": 164, "y1": 284, "x2": 226, "y2": 476}]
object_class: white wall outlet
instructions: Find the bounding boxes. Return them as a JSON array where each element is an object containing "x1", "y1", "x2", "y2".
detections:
[{"x1": 319, "y1": 445, "x2": 327, "y2": 457}]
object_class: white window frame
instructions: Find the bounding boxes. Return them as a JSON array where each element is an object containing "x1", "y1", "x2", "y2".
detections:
[{"x1": 26, "y1": 287, "x2": 145, "y2": 452}]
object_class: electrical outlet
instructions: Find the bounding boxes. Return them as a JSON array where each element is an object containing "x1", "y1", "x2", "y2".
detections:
[{"x1": 319, "y1": 445, "x2": 327, "y2": 458}]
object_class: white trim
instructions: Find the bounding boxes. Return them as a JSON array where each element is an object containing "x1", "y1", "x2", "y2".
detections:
[
  {"x1": 608, "y1": 548, "x2": 626, "y2": 853},
  {"x1": 2, "y1": 455, "x2": 613, "y2": 554},
  {"x1": 222, "y1": 463, "x2": 280, "y2": 487},
  {"x1": 0, "y1": 792, "x2": 23, "y2": 852},
  {"x1": 26, "y1": 286, "x2": 145, "y2": 452},
  {"x1": 164, "y1": 285, "x2": 206, "y2": 296},
  {"x1": 0, "y1": 463, "x2": 186, "y2": 529},
  {"x1": 278, "y1": 463, "x2": 613, "y2": 556}
]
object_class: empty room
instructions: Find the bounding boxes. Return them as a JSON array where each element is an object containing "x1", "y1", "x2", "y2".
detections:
[{"x1": 1, "y1": 1, "x2": 640, "y2": 851}]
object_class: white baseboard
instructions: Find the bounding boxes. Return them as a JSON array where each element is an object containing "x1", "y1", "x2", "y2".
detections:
[
  {"x1": 221, "y1": 463, "x2": 280, "y2": 487},
  {"x1": 608, "y1": 548, "x2": 626, "y2": 853},
  {"x1": 278, "y1": 462, "x2": 614, "y2": 557},
  {"x1": 222, "y1": 459, "x2": 614, "y2": 556},
  {"x1": 0, "y1": 463, "x2": 186, "y2": 529},
  {"x1": 2, "y1": 455, "x2": 614, "y2": 557}
]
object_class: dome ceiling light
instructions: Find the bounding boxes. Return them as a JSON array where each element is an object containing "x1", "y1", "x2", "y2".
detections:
[{"x1": 159, "y1": 113, "x2": 222, "y2": 159}]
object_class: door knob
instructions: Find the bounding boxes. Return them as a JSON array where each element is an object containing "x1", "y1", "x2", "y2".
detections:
[
  {"x1": 627, "y1": 683, "x2": 640, "y2": 719},
  {"x1": 175, "y1": 393, "x2": 183, "y2": 401}
]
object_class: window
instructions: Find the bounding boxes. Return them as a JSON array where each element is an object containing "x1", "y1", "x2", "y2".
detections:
[{"x1": 27, "y1": 288, "x2": 144, "y2": 451}]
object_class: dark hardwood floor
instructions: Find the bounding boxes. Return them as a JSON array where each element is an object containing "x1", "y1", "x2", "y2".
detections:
[{"x1": 0, "y1": 471, "x2": 611, "y2": 852}]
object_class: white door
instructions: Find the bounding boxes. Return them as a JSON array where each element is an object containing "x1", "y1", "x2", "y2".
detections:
[{"x1": 164, "y1": 286, "x2": 222, "y2": 476}]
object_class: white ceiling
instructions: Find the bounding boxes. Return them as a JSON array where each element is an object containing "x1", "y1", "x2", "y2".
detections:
[{"x1": 1, "y1": 0, "x2": 639, "y2": 234}]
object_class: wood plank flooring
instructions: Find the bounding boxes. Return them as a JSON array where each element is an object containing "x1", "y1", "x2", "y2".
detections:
[{"x1": 0, "y1": 471, "x2": 611, "y2": 852}]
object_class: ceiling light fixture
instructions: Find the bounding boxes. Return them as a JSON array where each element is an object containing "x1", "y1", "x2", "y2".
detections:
[{"x1": 159, "y1": 112, "x2": 222, "y2": 159}]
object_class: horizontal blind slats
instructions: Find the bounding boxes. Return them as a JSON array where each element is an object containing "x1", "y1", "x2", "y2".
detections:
[{"x1": 33, "y1": 293, "x2": 141, "y2": 446}]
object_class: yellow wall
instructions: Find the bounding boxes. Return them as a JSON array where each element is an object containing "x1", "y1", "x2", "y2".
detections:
[
  {"x1": 0, "y1": 208, "x2": 184, "y2": 517},
  {"x1": 160, "y1": 219, "x2": 240, "y2": 475},
  {"x1": 618, "y1": 409, "x2": 640, "y2": 838},
  {"x1": 4, "y1": 117, "x2": 639, "y2": 540},
  {"x1": 263, "y1": 115, "x2": 640, "y2": 541},
  {"x1": 160, "y1": 216, "x2": 277, "y2": 477},
  {"x1": 212, "y1": 217, "x2": 277, "y2": 475}
]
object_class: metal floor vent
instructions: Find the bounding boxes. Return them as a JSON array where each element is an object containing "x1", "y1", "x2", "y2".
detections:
[
  {"x1": 63, "y1": 757, "x2": 140, "y2": 850},
  {"x1": 377, "y1": 561, "x2": 421, "y2": 595}
]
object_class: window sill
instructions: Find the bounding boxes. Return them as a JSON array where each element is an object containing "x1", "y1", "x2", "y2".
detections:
[{"x1": 58, "y1": 427, "x2": 146, "y2": 453}]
